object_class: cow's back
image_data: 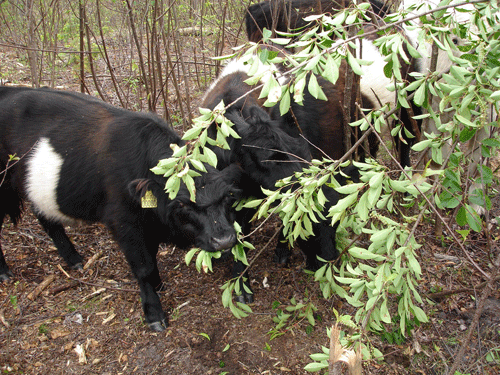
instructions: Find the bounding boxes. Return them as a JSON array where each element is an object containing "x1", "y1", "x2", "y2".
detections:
[{"x1": 0, "y1": 87, "x2": 178, "y2": 223}]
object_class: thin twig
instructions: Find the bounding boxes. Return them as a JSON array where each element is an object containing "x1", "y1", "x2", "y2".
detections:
[{"x1": 447, "y1": 248, "x2": 500, "y2": 374}]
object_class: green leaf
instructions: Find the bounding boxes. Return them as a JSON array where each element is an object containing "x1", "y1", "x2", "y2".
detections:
[
  {"x1": 412, "y1": 305, "x2": 428, "y2": 323},
  {"x1": 221, "y1": 286, "x2": 232, "y2": 308},
  {"x1": 198, "y1": 332, "x2": 211, "y2": 341},
  {"x1": 309, "y1": 353, "x2": 329, "y2": 361},
  {"x1": 204, "y1": 147, "x2": 218, "y2": 168},
  {"x1": 308, "y1": 73, "x2": 327, "y2": 101},
  {"x1": 190, "y1": 158, "x2": 207, "y2": 173},
  {"x1": 347, "y1": 50, "x2": 364, "y2": 76},
  {"x1": 490, "y1": 90, "x2": 500, "y2": 101},
  {"x1": 383, "y1": 61, "x2": 393, "y2": 79},
  {"x1": 455, "y1": 206, "x2": 467, "y2": 227},
  {"x1": 466, "y1": 206, "x2": 482, "y2": 232},
  {"x1": 411, "y1": 139, "x2": 432, "y2": 152},
  {"x1": 185, "y1": 248, "x2": 199, "y2": 266},
  {"x1": 280, "y1": 87, "x2": 291, "y2": 115},
  {"x1": 348, "y1": 247, "x2": 385, "y2": 261},
  {"x1": 262, "y1": 28, "x2": 272, "y2": 42},
  {"x1": 369, "y1": 172, "x2": 384, "y2": 189},
  {"x1": 322, "y1": 54, "x2": 340, "y2": 84},
  {"x1": 182, "y1": 126, "x2": 202, "y2": 141},
  {"x1": 356, "y1": 192, "x2": 369, "y2": 221},
  {"x1": 184, "y1": 175, "x2": 196, "y2": 202},
  {"x1": 459, "y1": 126, "x2": 476, "y2": 142},
  {"x1": 413, "y1": 82, "x2": 426, "y2": 107},
  {"x1": 334, "y1": 182, "x2": 363, "y2": 194},
  {"x1": 304, "y1": 362, "x2": 329, "y2": 372},
  {"x1": 304, "y1": 54, "x2": 322, "y2": 71}
]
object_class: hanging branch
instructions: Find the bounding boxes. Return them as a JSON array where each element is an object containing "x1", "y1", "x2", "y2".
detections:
[
  {"x1": 26, "y1": 0, "x2": 39, "y2": 87},
  {"x1": 153, "y1": 0, "x2": 169, "y2": 118},
  {"x1": 96, "y1": 0, "x2": 125, "y2": 108},
  {"x1": 161, "y1": 9, "x2": 186, "y2": 129},
  {"x1": 342, "y1": 31, "x2": 355, "y2": 160},
  {"x1": 83, "y1": 6, "x2": 107, "y2": 101},
  {"x1": 79, "y1": 0, "x2": 85, "y2": 93},
  {"x1": 124, "y1": 0, "x2": 153, "y2": 111}
]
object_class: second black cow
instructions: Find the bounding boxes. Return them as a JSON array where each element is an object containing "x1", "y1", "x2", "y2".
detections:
[{"x1": 201, "y1": 58, "x2": 359, "y2": 293}]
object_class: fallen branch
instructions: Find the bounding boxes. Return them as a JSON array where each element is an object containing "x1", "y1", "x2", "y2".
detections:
[
  {"x1": 27, "y1": 274, "x2": 56, "y2": 301},
  {"x1": 49, "y1": 281, "x2": 80, "y2": 295},
  {"x1": 0, "y1": 309, "x2": 10, "y2": 328},
  {"x1": 56, "y1": 264, "x2": 138, "y2": 293},
  {"x1": 81, "y1": 288, "x2": 106, "y2": 302},
  {"x1": 83, "y1": 250, "x2": 104, "y2": 270},
  {"x1": 426, "y1": 275, "x2": 500, "y2": 301}
]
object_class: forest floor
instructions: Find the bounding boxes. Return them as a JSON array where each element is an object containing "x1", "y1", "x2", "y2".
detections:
[{"x1": 1, "y1": 46, "x2": 500, "y2": 375}]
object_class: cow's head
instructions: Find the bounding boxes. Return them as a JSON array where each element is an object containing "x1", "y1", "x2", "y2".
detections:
[
  {"x1": 224, "y1": 105, "x2": 311, "y2": 193},
  {"x1": 129, "y1": 164, "x2": 243, "y2": 252}
]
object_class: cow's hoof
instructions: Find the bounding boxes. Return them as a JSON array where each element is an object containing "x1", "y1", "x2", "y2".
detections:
[
  {"x1": 245, "y1": 293, "x2": 254, "y2": 304},
  {"x1": 72, "y1": 263, "x2": 84, "y2": 271},
  {"x1": 273, "y1": 254, "x2": 290, "y2": 266},
  {"x1": 148, "y1": 318, "x2": 168, "y2": 332},
  {"x1": 235, "y1": 294, "x2": 246, "y2": 304},
  {"x1": 0, "y1": 271, "x2": 13, "y2": 282},
  {"x1": 235, "y1": 293, "x2": 254, "y2": 304}
]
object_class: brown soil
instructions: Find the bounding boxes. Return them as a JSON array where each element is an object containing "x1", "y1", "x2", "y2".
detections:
[{"x1": 1, "y1": 205, "x2": 500, "y2": 374}]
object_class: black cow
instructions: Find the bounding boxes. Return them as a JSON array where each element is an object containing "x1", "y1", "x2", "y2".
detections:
[
  {"x1": 245, "y1": 0, "x2": 389, "y2": 43},
  {"x1": 0, "y1": 86, "x2": 242, "y2": 331},
  {"x1": 201, "y1": 61, "x2": 311, "y2": 192},
  {"x1": 201, "y1": 58, "x2": 360, "y2": 302},
  {"x1": 201, "y1": 64, "x2": 312, "y2": 302},
  {"x1": 245, "y1": 0, "x2": 421, "y2": 168}
]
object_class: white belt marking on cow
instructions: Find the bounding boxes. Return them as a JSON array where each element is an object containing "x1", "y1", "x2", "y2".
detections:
[
  {"x1": 357, "y1": 39, "x2": 395, "y2": 109},
  {"x1": 26, "y1": 137, "x2": 74, "y2": 224}
]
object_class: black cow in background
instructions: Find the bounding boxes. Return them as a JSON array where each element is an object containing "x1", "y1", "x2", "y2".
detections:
[
  {"x1": 245, "y1": 0, "x2": 421, "y2": 168},
  {"x1": 245, "y1": 0, "x2": 389, "y2": 43},
  {"x1": 0, "y1": 86, "x2": 242, "y2": 331}
]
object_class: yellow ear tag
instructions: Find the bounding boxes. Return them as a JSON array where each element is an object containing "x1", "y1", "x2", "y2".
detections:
[{"x1": 141, "y1": 190, "x2": 158, "y2": 208}]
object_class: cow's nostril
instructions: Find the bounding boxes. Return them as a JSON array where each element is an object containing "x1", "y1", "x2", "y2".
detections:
[{"x1": 210, "y1": 233, "x2": 237, "y2": 251}]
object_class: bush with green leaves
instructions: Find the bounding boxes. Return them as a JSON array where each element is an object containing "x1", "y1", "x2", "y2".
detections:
[{"x1": 152, "y1": 0, "x2": 499, "y2": 370}]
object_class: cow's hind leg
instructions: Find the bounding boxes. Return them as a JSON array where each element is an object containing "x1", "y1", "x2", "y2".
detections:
[
  {"x1": 0, "y1": 247, "x2": 11, "y2": 282},
  {"x1": 36, "y1": 215, "x2": 84, "y2": 270},
  {"x1": 0, "y1": 222, "x2": 13, "y2": 282},
  {"x1": 0, "y1": 189, "x2": 22, "y2": 281},
  {"x1": 0, "y1": 211, "x2": 12, "y2": 281}
]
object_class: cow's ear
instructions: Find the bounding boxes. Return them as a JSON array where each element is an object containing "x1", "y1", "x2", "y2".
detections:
[
  {"x1": 128, "y1": 179, "x2": 163, "y2": 208},
  {"x1": 247, "y1": 105, "x2": 271, "y2": 124},
  {"x1": 220, "y1": 164, "x2": 243, "y2": 184}
]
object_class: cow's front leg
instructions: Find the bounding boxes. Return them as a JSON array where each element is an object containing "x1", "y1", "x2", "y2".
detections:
[
  {"x1": 114, "y1": 226, "x2": 167, "y2": 331},
  {"x1": 232, "y1": 259, "x2": 253, "y2": 304}
]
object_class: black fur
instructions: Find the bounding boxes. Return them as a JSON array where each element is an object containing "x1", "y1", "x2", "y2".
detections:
[{"x1": 0, "y1": 86, "x2": 242, "y2": 330}]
